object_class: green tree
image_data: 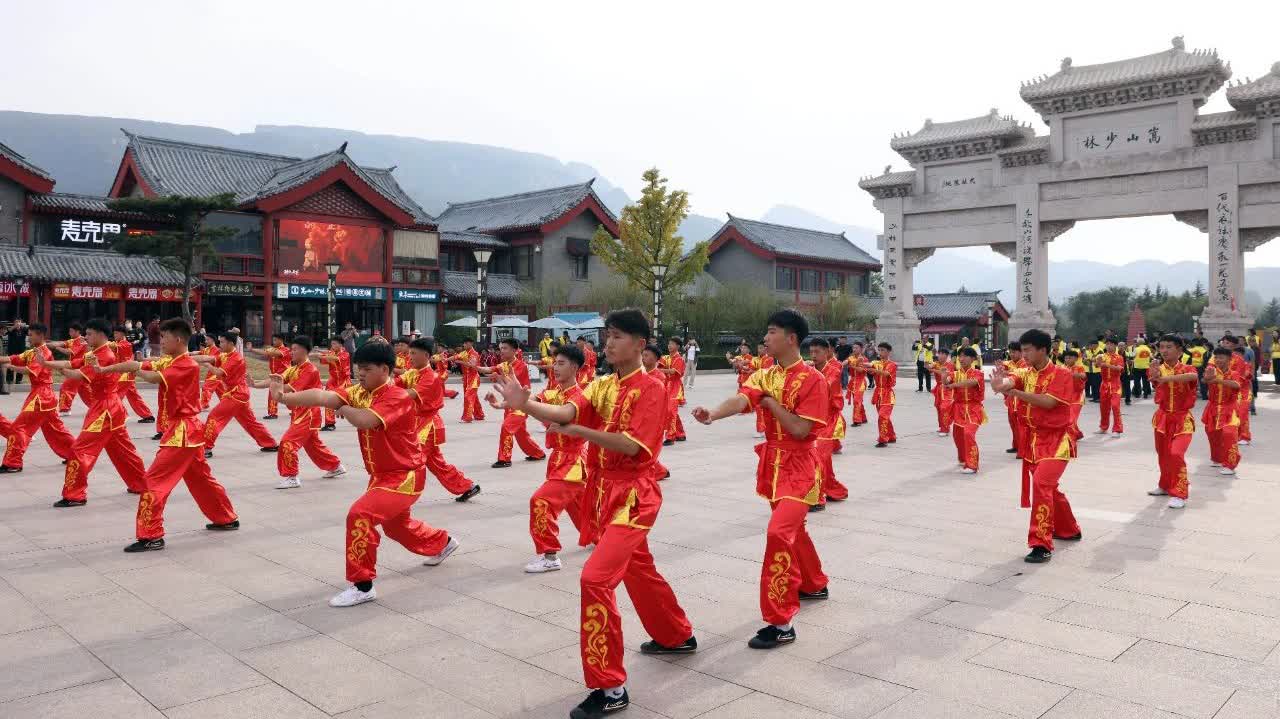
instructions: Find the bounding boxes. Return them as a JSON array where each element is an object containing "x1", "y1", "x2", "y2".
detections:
[
  {"x1": 106, "y1": 193, "x2": 237, "y2": 324},
  {"x1": 868, "y1": 271, "x2": 884, "y2": 298},
  {"x1": 1255, "y1": 297, "x2": 1280, "y2": 328},
  {"x1": 590, "y1": 169, "x2": 711, "y2": 327},
  {"x1": 1144, "y1": 291, "x2": 1207, "y2": 336},
  {"x1": 1061, "y1": 287, "x2": 1133, "y2": 341},
  {"x1": 1192, "y1": 280, "x2": 1206, "y2": 299}
]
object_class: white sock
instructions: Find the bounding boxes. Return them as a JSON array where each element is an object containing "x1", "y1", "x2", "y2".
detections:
[
  {"x1": 604, "y1": 686, "x2": 625, "y2": 699},
  {"x1": 774, "y1": 623, "x2": 792, "y2": 632}
]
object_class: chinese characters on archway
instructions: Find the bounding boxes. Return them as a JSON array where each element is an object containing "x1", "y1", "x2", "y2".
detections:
[
  {"x1": 1076, "y1": 124, "x2": 1162, "y2": 154},
  {"x1": 1214, "y1": 191, "x2": 1234, "y2": 305},
  {"x1": 1019, "y1": 208, "x2": 1034, "y2": 306},
  {"x1": 884, "y1": 223, "x2": 898, "y2": 308}
]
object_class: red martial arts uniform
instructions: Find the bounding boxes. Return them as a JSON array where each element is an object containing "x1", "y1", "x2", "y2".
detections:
[
  {"x1": 263, "y1": 342, "x2": 290, "y2": 417},
  {"x1": 1235, "y1": 358, "x2": 1253, "y2": 443},
  {"x1": 200, "y1": 346, "x2": 222, "y2": 410},
  {"x1": 530, "y1": 383, "x2": 586, "y2": 554},
  {"x1": 576, "y1": 346, "x2": 597, "y2": 387},
  {"x1": 754, "y1": 355, "x2": 775, "y2": 434},
  {"x1": 57, "y1": 336, "x2": 94, "y2": 412},
  {"x1": 1003, "y1": 358, "x2": 1027, "y2": 453},
  {"x1": 112, "y1": 339, "x2": 155, "y2": 420},
  {"x1": 931, "y1": 360, "x2": 956, "y2": 434},
  {"x1": 134, "y1": 354, "x2": 237, "y2": 541},
  {"x1": 397, "y1": 364, "x2": 474, "y2": 495},
  {"x1": 816, "y1": 359, "x2": 848, "y2": 503},
  {"x1": 1150, "y1": 361, "x2": 1197, "y2": 500},
  {"x1": 659, "y1": 353, "x2": 686, "y2": 441},
  {"x1": 570, "y1": 367, "x2": 692, "y2": 690},
  {"x1": 458, "y1": 349, "x2": 485, "y2": 421},
  {"x1": 1009, "y1": 363, "x2": 1081, "y2": 552},
  {"x1": 1067, "y1": 361, "x2": 1087, "y2": 441},
  {"x1": 872, "y1": 359, "x2": 897, "y2": 443},
  {"x1": 739, "y1": 359, "x2": 830, "y2": 625},
  {"x1": 62, "y1": 344, "x2": 147, "y2": 501},
  {"x1": 845, "y1": 355, "x2": 868, "y2": 425},
  {"x1": 433, "y1": 353, "x2": 458, "y2": 399},
  {"x1": 335, "y1": 380, "x2": 450, "y2": 584},
  {"x1": 277, "y1": 362, "x2": 342, "y2": 478},
  {"x1": 202, "y1": 349, "x2": 277, "y2": 451},
  {"x1": 950, "y1": 367, "x2": 987, "y2": 471},
  {"x1": 496, "y1": 356, "x2": 546, "y2": 462},
  {"x1": 320, "y1": 348, "x2": 351, "y2": 427},
  {"x1": 1098, "y1": 351, "x2": 1125, "y2": 433},
  {"x1": 2, "y1": 345, "x2": 74, "y2": 469},
  {"x1": 1202, "y1": 368, "x2": 1242, "y2": 470}
]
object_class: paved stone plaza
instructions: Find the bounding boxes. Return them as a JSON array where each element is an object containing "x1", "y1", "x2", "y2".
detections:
[{"x1": 0, "y1": 373, "x2": 1276, "y2": 718}]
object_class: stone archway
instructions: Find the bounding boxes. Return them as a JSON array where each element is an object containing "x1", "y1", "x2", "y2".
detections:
[{"x1": 859, "y1": 39, "x2": 1280, "y2": 351}]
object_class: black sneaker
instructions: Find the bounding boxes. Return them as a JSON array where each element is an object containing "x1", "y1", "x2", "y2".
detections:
[
  {"x1": 53, "y1": 498, "x2": 86, "y2": 508},
  {"x1": 204, "y1": 450, "x2": 214, "y2": 459},
  {"x1": 875, "y1": 442, "x2": 888, "y2": 448},
  {"x1": 1024, "y1": 547, "x2": 1052, "y2": 563},
  {"x1": 150, "y1": 433, "x2": 162, "y2": 441},
  {"x1": 124, "y1": 538, "x2": 165, "y2": 553},
  {"x1": 321, "y1": 424, "x2": 336, "y2": 432},
  {"x1": 639, "y1": 635, "x2": 697, "y2": 655},
  {"x1": 675, "y1": 436, "x2": 686, "y2": 442},
  {"x1": 126, "y1": 488, "x2": 141, "y2": 495},
  {"x1": 808, "y1": 503, "x2": 825, "y2": 513},
  {"x1": 570, "y1": 689, "x2": 629, "y2": 719},
  {"x1": 1005, "y1": 447, "x2": 1019, "y2": 454},
  {"x1": 456, "y1": 484, "x2": 482, "y2": 502},
  {"x1": 748, "y1": 624, "x2": 796, "y2": 649},
  {"x1": 491, "y1": 460, "x2": 512, "y2": 469},
  {"x1": 0, "y1": 465, "x2": 22, "y2": 474},
  {"x1": 799, "y1": 587, "x2": 829, "y2": 601},
  {"x1": 137, "y1": 416, "x2": 156, "y2": 424},
  {"x1": 525, "y1": 455, "x2": 545, "y2": 462},
  {"x1": 206, "y1": 520, "x2": 240, "y2": 531},
  {"x1": 261, "y1": 445, "x2": 279, "y2": 453},
  {"x1": 1055, "y1": 532, "x2": 1083, "y2": 542},
  {"x1": 262, "y1": 414, "x2": 278, "y2": 420},
  {"x1": 662, "y1": 439, "x2": 675, "y2": 446}
]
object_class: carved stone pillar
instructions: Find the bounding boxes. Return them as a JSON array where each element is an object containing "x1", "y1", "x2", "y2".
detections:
[
  {"x1": 1193, "y1": 165, "x2": 1252, "y2": 338},
  {"x1": 873, "y1": 198, "x2": 920, "y2": 355},
  {"x1": 1006, "y1": 191, "x2": 1059, "y2": 340}
]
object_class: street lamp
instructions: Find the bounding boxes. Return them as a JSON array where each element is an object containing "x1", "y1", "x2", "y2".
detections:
[
  {"x1": 650, "y1": 263, "x2": 668, "y2": 341},
  {"x1": 473, "y1": 249, "x2": 493, "y2": 344},
  {"x1": 324, "y1": 261, "x2": 341, "y2": 340}
]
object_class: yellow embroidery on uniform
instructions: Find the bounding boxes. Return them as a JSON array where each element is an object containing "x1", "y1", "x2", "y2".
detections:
[
  {"x1": 85, "y1": 411, "x2": 108, "y2": 433},
  {"x1": 609, "y1": 487, "x2": 652, "y2": 529},
  {"x1": 394, "y1": 470, "x2": 417, "y2": 494},
  {"x1": 137, "y1": 490, "x2": 154, "y2": 528},
  {"x1": 583, "y1": 603, "x2": 610, "y2": 669},
  {"x1": 348, "y1": 518, "x2": 371, "y2": 563},
  {"x1": 161, "y1": 421, "x2": 186, "y2": 447},
  {"x1": 767, "y1": 550, "x2": 792, "y2": 604},
  {"x1": 63, "y1": 460, "x2": 79, "y2": 491},
  {"x1": 1034, "y1": 504, "x2": 1051, "y2": 542},
  {"x1": 532, "y1": 498, "x2": 550, "y2": 536},
  {"x1": 1174, "y1": 467, "x2": 1188, "y2": 497}
]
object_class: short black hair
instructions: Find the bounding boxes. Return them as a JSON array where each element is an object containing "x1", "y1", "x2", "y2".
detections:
[
  {"x1": 554, "y1": 344, "x2": 584, "y2": 367},
  {"x1": 1018, "y1": 329, "x2": 1052, "y2": 351},
  {"x1": 604, "y1": 308, "x2": 651, "y2": 340},
  {"x1": 1158, "y1": 333, "x2": 1184, "y2": 348},
  {"x1": 352, "y1": 340, "x2": 396, "y2": 369},
  {"x1": 217, "y1": 330, "x2": 239, "y2": 344},
  {"x1": 1221, "y1": 335, "x2": 1237, "y2": 345},
  {"x1": 159, "y1": 318, "x2": 192, "y2": 340},
  {"x1": 808, "y1": 337, "x2": 831, "y2": 349},
  {"x1": 936, "y1": 346, "x2": 951, "y2": 355},
  {"x1": 851, "y1": 339, "x2": 864, "y2": 347},
  {"x1": 1008, "y1": 341, "x2": 1021, "y2": 351},
  {"x1": 877, "y1": 342, "x2": 892, "y2": 351},
  {"x1": 642, "y1": 343, "x2": 662, "y2": 358},
  {"x1": 959, "y1": 347, "x2": 979, "y2": 359},
  {"x1": 29, "y1": 322, "x2": 47, "y2": 334},
  {"x1": 271, "y1": 332, "x2": 288, "y2": 344},
  {"x1": 1105, "y1": 337, "x2": 1117, "y2": 344},
  {"x1": 69, "y1": 322, "x2": 84, "y2": 332},
  {"x1": 409, "y1": 337, "x2": 435, "y2": 354},
  {"x1": 667, "y1": 337, "x2": 681, "y2": 347},
  {"x1": 394, "y1": 337, "x2": 410, "y2": 346},
  {"x1": 86, "y1": 319, "x2": 111, "y2": 336},
  {"x1": 499, "y1": 338, "x2": 521, "y2": 350},
  {"x1": 291, "y1": 335, "x2": 313, "y2": 352},
  {"x1": 1064, "y1": 349, "x2": 1080, "y2": 359},
  {"x1": 1212, "y1": 346, "x2": 1231, "y2": 357},
  {"x1": 767, "y1": 310, "x2": 809, "y2": 343},
  {"x1": 329, "y1": 336, "x2": 343, "y2": 346},
  {"x1": 1232, "y1": 346, "x2": 1246, "y2": 355},
  {"x1": 112, "y1": 324, "x2": 127, "y2": 335}
]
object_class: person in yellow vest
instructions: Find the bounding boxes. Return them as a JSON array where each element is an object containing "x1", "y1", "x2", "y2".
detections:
[
  {"x1": 1270, "y1": 332, "x2": 1280, "y2": 379},
  {"x1": 912, "y1": 338, "x2": 935, "y2": 392},
  {"x1": 537, "y1": 333, "x2": 553, "y2": 361},
  {"x1": 1131, "y1": 337, "x2": 1153, "y2": 399},
  {"x1": 1187, "y1": 338, "x2": 1209, "y2": 400},
  {"x1": 1083, "y1": 337, "x2": 1103, "y2": 403}
]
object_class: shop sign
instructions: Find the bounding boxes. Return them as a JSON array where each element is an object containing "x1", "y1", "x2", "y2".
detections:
[
  {"x1": 126, "y1": 286, "x2": 188, "y2": 302},
  {"x1": 58, "y1": 219, "x2": 128, "y2": 245},
  {"x1": 206, "y1": 281, "x2": 255, "y2": 297},
  {"x1": 391, "y1": 288, "x2": 439, "y2": 303},
  {"x1": 52, "y1": 283, "x2": 122, "y2": 300},
  {"x1": 287, "y1": 284, "x2": 383, "y2": 301},
  {"x1": 0, "y1": 280, "x2": 32, "y2": 299}
]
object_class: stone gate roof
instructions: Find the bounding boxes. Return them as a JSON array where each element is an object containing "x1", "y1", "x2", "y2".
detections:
[
  {"x1": 889, "y1": 109, "x2": 1033, "y2": 164},
  {"x1": 1226, "y1": 62, "x2": 1280, "y2": 117},
  {"x1": 437, "y1": 181, "x2": 617, "y2": 235}
]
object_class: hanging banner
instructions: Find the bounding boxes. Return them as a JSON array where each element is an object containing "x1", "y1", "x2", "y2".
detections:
[
  {"x1": 52, "y1": 283, "x2": 122, "y2": 300},
  {"x1": 0, "y1": 280, "x2": 32, "y2": 299},
  {"x1": 125, "y1": 286, "x2": 189, "y2": 302}
]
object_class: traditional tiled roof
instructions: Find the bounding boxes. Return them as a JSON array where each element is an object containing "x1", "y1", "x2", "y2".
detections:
[
  {"x1": 857, "y1": 169, "x2": 915, "y2": 199},
  {"x1": 861, "y1": 291, "x2": 1003, "y2": 321},
  {"x1": 441, "y1": 270, "x2": 521, "y2": 301},
  {"x1": 1020, "y1": 38, "x2": 1231, "y2": 116},
  {"x1": 1190, "y1": 111, "x2": 1259, "y2": 146},
  {"x1": 440, "y1": 230, "x2": 506, "y2": 250},
  {"x1": 0, "y1": 246, "x2": 187, "y2": 286},
  {"x1": 437, "y1": 181, "x2": 617, "y2": 234},
  {"x1": 29, "y1": 192, "x2": 149, "y2": 219},
  {"x1": 996, "y1": 135, "x2": 1050, "y2": 168},
  {"x1": 1226, "y1": 62, "x2": 1280, "y2": 117},
  {"x1": 889, "y1": 109, "x2": 1033, "y2": 164},
  {"x1": 0, "y1": 142, "x2": 54, "y2": 182},
  {"x1": 721, "y1": 215, "x2": 880, "y2": 268}
]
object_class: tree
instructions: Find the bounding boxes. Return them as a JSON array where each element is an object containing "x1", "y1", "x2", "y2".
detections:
[
  {"x1": 590, "y1": 169, "x2": 711, "y2": 322},
  {"x1": 1192, "y1": 280, "x2": 1206, "y2": 299},
  {"x1": 1061, "y1": 286, "x2": 1133, "y2": 341},
  {"x1": 868, "y1": 271, "x2": 884, "y2": 298},
  {"x1": 106, "y1": 193, "x2": 237, "y2": 325},
  {"x1": 1256, "y1": 297, "x2": 1280, "y2": 328}
]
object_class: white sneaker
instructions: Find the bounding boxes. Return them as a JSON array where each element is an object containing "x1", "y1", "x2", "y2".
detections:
[
  {"x1": 1146, "y1": 487, "x2": 1168, "y2": 496},
  {"x1": 937, "y1": 431, "x2": 950, "y2": 437},
  {"x1": 322, "y1": 464, "x2": 347, "y2": 479},
  {"x1": 959, "y1": 468, "x2": 976, "y2": 475},
  {"x1": 1095, "y1": 429, "x2": 1110, "y2": 435},
  {"x1": 423, "y1": 536, "x2": 459, "y2": 566},
  {"x1": 753, "y1": 432, "x2": 764, "y2": 439},
  {"x1": 524, "y1": 556, "x2": 562, "y2": 573},
  {"x1": 1210, "y1": 461, "x2": 1221, "y2": 467},
  {"x1": 1167, "y1": 497, "x2": 1186, "y2": 509},
  {"x1": 276, "y1": 476, "x2": 301, "y2": 489},
  {"x1": 1111, "y1": 433, "x2": 1124, "y2": 439},
  {"x1": 329, "y1": 585, "x2": 376, "y2": 607},
  {"x1": 1218, "y1": 467, "x2": 1236, "y2": 475},
  {"x1": 1238, "y1": 440, "x2": 1251, "y2": 446}
]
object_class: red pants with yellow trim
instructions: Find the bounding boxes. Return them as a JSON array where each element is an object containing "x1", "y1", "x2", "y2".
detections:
[
  {"x1": 424, "y1": 441, "x2": 473, "y2": 495},
  {"x1": 119, "y1": 381, "x2": 154, "y2": 419},
  {"x1": 1025, "y1": 459, "x2": 1079, "y2": 551},
  {"x1": 203, "y1": 398, "x2": 277, "y2": 450},
  {"x1": 57, "y1": 378, "x2": 93, "y2": 413},
  {"x1": 498, "y1": 411, "x2": 545, "y2": 462},
  {"x1": 934, "y1": 400, "x2": 953, "y2": 434},
  {"x1": 345, "y1": 472, "x2": 449, "y2": 583},
  {"x1": 761, "y1": 498, "x2": 828, "y2": 625},
  {"x1": 531, "y1": 479, "x2": 584, "y2": 554},
  {"x1": 3, "y1": 406, "x2": 74, "y2": 468},
  {"x1": 1207, "y1": 427, "x2": 1240, "y2": 469},
  {"x1": 1154, "y1": 429, "x2": 1192, "y2": 500},
  {"x1": 62, "y1": 426, "x2": 147, "y2": 501},
  {"x1": 323, "y1": 381, "x2": 346, "y2": 426},
  {"x1": 953, "y1": 420, "x2": 980, "y2": 471},
  {"x1": 277, "y1": 423, "x2": 341, "y2": 477},
  {"x1": 1236, "y1": 399, "x2": 1251, "y2": 441},
  {"x1": 848, "y1": 389, "x2": 867, "y2": 425},
  {"x1": 462, "y1": 386, "x2": 485, "y2": 421},
  {"x1": 816, "y1": 439, "x2": 847, "y2": 502},
  {"x1": 666, "y1": 398, "x2": 685, "y2": 441},
  {"x1": 1006, "y1": 403, "x2": 1021, "y2": 451},
  {"x1": 1099, "y1": 392, "x2": 1124, "y2": 433},
  {"x1": 580, "y1": 523, "x2": 692, "y2": 689},
  {"x1": 201, "y1": 378, "x2": 221, "y2": 409},
  {"x1": 135, "y1": 446, "x2": 236, "y2": 540},
  {"x1": 266, "y1": 391, "x2": 279, "y2": 417},
  {"x1": 875, "y1": 404, "x2": 896, "y2": 443}
]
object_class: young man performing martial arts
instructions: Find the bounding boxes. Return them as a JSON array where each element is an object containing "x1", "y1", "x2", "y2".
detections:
[
  {"x1": 658, "y1": 337, "x2": 687, "y2": 445},
  {"x1": 1144, "y1": 335, "x2": 1199, "y2": 508},
  {"x1": 472, "y1": 338, "x2": 546, "y2": 468},
  {"x1": 1203, "y1": 347, "x2": 1243, "y2": 476},
  {"x1": 49, "y1": 323, "x2": 94, "y2": 413},
  {"x1": 399, "y1": 338, "x2": 480, "y2": 501},
  {"x1": 945, "y1": 347, "x2": 986, "y2": 474},
  {"x1": 844, "y1": 339, "x2": 869, "y2": 427},
  {"x1": 455, "y1": 338, "x2": 485, "y2": 422},
  {"x1": 0, "y1": 323, "x2": 74, "y2": 473},
  {"x1": 1001, "y1": 342, "x2": 1026, "y2": 455},
  {"x1": 111, "y1": 325, "x2": 156, "y2": 423},
  {"x1": 929, "y1": 347, "x2": 955, "y2": 437},
  {"x1": 254, "y1": 336, "x2": 345, "y2": 489},
  {"x1": 192, "y1": 331, "x2": 279, "y2": 459},
  {"x1": 247, "y1": 333, "x2": 290, "y2": 419},
  {"x1": 867, "y1": 342, "x2": 898, "y2": 447},
  {"x1": 809, "y1": 338, "x2": 847, "y2": 509},
  {"x1": 1094, "y1": 337, "x2": 1126, "y2": 437},
  {"x1": 315, "y1": 337, "x2": 351, "y2": 430}
]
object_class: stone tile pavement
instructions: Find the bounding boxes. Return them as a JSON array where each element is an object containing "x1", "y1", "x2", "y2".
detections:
[{"x1": 0, "y1": 374, "x2": 1276, "y2": 718}]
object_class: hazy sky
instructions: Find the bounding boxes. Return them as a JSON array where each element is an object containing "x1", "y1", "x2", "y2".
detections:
[{"x1": 7, "y1": 0, "x2": 1280, "y2": 268}]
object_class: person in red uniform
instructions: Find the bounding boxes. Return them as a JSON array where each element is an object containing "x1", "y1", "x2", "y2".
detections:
[
  {"x1": 1231, "y1": 346, "x2": 1253, "y2": 446},
  {"x1": 198, "y1": 334, "x2": 223, "y2": 410},
  {"x1": 49, "y1": 323, "x2": 94, "y2": 413},
  {"x1": 276, "y1": 340, "x2": 459, "y2": 608},
  {"x1": 247, "y1": 333, "x2": 290, "y2": 419},
  {"x1": 575, "y1": 336, "x2": 598, "y2": 386},
  {"x1": 809, "y1": 338, "x2": 847, "y2": 508},
  {"x1": 991, "y1": 329, "x2": 1082, "y2": 563},
  {"x1": 693, "y1": 309, "x2": 829, "y2": 650},
  {"x1": 254, "y1": 336, "x2": 345, "y2": 489},
  {"x1": 0, "y1": 323, "x2": 75, "y2": 473},
  {"x1": 1144, "y1": 335, "x2": 1199, "y2": 508},
  {"x1": 494, "y1": 308, "x2": 696, "y2": 719},
  {"x1": 192, "y1": 331, "x2": 279, "y2": 458},
  {"x1": 1094, "y1": 337, "x2": 1126, "y2": 437},
  {"x1": 315, "y1": 338, "x2": 351, "y2": 431},
  {"x1": 94, "y1": 319, "x2": 240, "y2": 552},
  {"x1": 522, "y1": 343, "x2": 588, "y2": 574},
  {"x1": 1061, "y1": 349, "x2": 1087, "y2": 442},
  {"x1": 431, "y1": 348, "x2": 459, "y2": 399},
  {"x1": 455, "y1": 339, "x2": 485, "y2": 422},
  {"x1": 40, "y1": 319, "x2": 146, "y2": 506},
  {"x1": 945, "y1": 347, "x2": 987, "y2": 474},
  {"x1": 867, "y1": 342, "x2": 898, "y2": 447},
  {"x1": 657, "y1": 337, "x2": 687, "y2": 444},
  {"x1": 752, "y1": 343, "x2": 775, "y2": 438},
  {"x1": 474, "y1": 338, "x2": 546, "y2": 468},
  {"x1": 1002, "y1": 342, "x2": 1026, "y2": 455},
  {"x1": 729, "y1": 342, "x2": 754, "y2": 388},
  {"x1": 845, "y1": 339, "x2": 869, "y2": 427},
  {"x1": 110, "y1": 325, "x2": 156, "y2": 423},
  {"x1": 1202, "y1": 347, "x2": 1243, "y2": 476},
  {"x1": 929, "y1": 347, "x2": 956, "y2": 437},
  {"x1": 398, "y1": 338, "x2": 480, "y2": 501},
  {"x1": 639, "y1": 346, "x2": 673, "y2": 481}
]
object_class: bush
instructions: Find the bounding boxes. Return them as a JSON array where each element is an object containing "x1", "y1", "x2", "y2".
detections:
[
  {"x1": 697, "y1": 355, "x2": 731, "y2": 370},
  {"x1": 434, "y1": 325, "x2": 474, "y2": 349}
]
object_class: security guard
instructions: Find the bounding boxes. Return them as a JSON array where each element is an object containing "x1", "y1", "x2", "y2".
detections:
[
  {"x1": 913, "y1": 337, "x2": 935, "y2": 391},
  {"x1": 1130, "y1": 336, "x2": 1153, "y2": 399},
  {"x1": 1187, "y1": 338, "x2": 1209, "y2": 399}
]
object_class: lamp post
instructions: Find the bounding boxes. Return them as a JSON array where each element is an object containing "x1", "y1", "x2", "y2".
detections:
[
  {"x1": 324, "y1": 261, "x2": 341, "y2": 340},
  {"x1": 473, "y1": 249, "x2": 493, "y2": 344},
  {"x1": 650, "y1": 263, "x2": 667, "y2": 341}
]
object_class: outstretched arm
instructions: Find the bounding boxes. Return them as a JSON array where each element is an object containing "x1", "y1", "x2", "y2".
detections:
[
  {"x1": 691, "y1": 394, "x2": 749, "y2": 424},
  {"x1": 493, "y1": 374, "x2": 575, "y2": 424},
  {"x1": 96, "y1": 360, "x2": 142, "y2": 374}
]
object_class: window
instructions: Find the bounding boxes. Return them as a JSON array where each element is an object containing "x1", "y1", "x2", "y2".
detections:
[
  {"x1": 800, "y1": 269, "x2": 819, "y2": 292},
  {"x1": 824, "y1": 271, "x2": 844, "y2": 291},
  {"x1": 573, "y1": 254, "x2": 589, "y2": 280},
  {"x1": 439, "y1": 250, "x2": 452, "y2": 272},
  {"x1": 391, "y1": 268, "x2": 404, "y2": 283},
  {"x1": 513, "y1": 245, "x2": 534, "y2": 279},
  {"x1": 776, "y1": 266, "x2": 795, "y2": 291}
]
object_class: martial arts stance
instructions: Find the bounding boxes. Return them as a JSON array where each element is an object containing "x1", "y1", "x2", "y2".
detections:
[
  {"x1": 253, "y1": 336, "x2": 345, "y2": 489},
  {"x1": 0, "y1": 323, "x2": 74, "y2": 473},
  {"x1": 398, "y1": 338, "x2": 480, "y2": 501},
  {"x1": 191, "y1": 331, "x2": 278, "y2": 458},
  {"x1": 1202, "y1": 347, "x2": 1243, "y2": 476},
  {"x1": 946, "y1": 347, "x2": 986, "y2": 474},
  {"x1": 1144, "y1": 335, "x2": 1198, "y2": 508},
  {"x1": 867, "y1": 342, "x2": 898, "y2": 447},
  {"x1": 471, "y1": 338, "x2": 545, "y2": 468}
]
